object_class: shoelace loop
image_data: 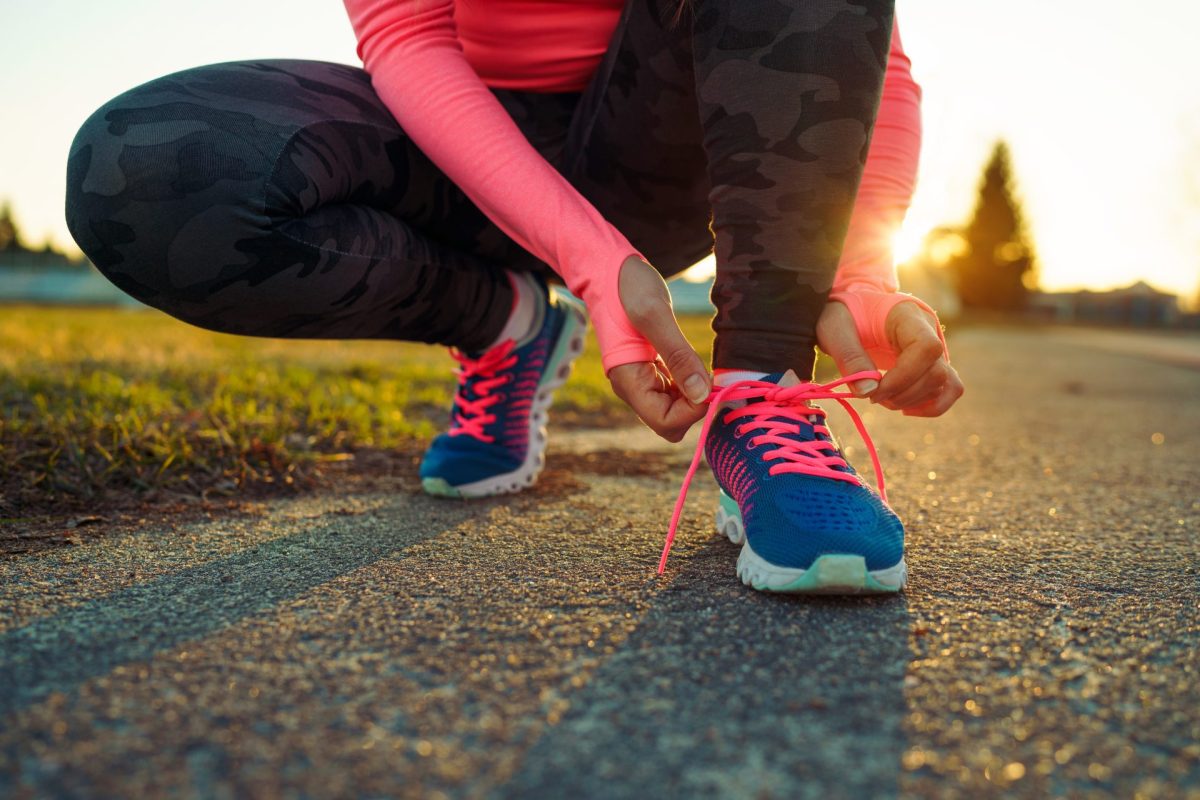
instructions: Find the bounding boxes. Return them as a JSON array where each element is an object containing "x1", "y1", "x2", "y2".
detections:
[
  {"x1": 448, "y1": 340, "x2": 518, "y2": 443},
  {"x1": 658, "y1": 370, "x2": 888, "y2": 574}
]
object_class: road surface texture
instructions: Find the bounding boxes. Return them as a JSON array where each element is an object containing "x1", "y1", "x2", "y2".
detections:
[{"x1": 2, "y1": 326, "x2": 1198, "y2": 799}]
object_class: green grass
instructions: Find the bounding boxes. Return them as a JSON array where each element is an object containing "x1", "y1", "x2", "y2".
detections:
[{"x1": 0, "y1": 305, "x2": 719, "y2": 512}]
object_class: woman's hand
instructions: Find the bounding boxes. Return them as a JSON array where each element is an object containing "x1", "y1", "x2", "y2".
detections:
[
  {"x1": 607, "y1": 257, "x2": 712, "y2": 442},
  {"x1": 817, "y1": 298, "x2": 964, "y2": 417}
]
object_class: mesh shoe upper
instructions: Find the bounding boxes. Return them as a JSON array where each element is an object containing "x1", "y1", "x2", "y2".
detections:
[
  {"x1": 705, "y1": 389, "x2": 904, "y2": 570},
  {"x1": 660, "y1": 370, "x2": 904, "y2": 573}
]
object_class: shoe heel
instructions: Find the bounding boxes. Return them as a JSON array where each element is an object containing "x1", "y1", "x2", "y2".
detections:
[
  {"x1": 541, "y1": 292, "x2": 588, "y2": 393},
  {"x1": 715, "y1": 488, "x2": 744, "y2": 544}
]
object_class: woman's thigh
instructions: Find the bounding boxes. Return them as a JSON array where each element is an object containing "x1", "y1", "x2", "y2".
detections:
[{"x1": 65, "y1": 59, "x2": 550, "y2": 307}]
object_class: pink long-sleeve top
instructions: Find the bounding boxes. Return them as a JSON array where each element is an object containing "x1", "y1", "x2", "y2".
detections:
[
  {"x1": 342, "y1": 0, "x2": 929, "y2": 372},
  {"x1": 456, "y1": 0, "x2": 625, "y2": 92}
]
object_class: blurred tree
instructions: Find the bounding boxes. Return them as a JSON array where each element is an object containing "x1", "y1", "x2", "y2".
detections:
[
  {"x1": 1181, "y1": 113, "x2": 1200, "y2": 312},
  {"x1": 947, "y1": 142, "x2": 1038, "y2": 310},
  {"x1": 0, "y1": 200, "x2": 26, "y2": 253}
]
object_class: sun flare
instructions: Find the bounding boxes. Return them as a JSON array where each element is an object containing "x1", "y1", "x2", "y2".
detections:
[{"x1": 891, "y1": 221, "x2": 928, "y2": 267}]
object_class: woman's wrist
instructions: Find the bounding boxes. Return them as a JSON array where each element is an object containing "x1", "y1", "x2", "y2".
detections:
[
  {"x1": 827, "y1": 288, "x2": 948, "y2": 369},
  {"x1": 572, "y1": 253, "x2": 659, "y2": 374}
]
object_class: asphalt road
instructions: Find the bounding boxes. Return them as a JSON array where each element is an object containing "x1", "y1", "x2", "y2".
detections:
[{"x1": 2, "y1": 326, "x2": 1198, "y2": 799}]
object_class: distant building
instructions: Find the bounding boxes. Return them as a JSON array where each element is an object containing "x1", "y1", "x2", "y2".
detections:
[
  {"x1": 0, "y1": 254, "x2": 144, "y2": 307},
  {"x1": 0, "y1": 247, "x2": 86, "y2": 270},
  {"x1": 1027, "y1": 281, "x2": 1181, "y2": 327},
  {"x1": 667, "y1": 275, "x2": 715, "y2": 315},
  {"x1": 0, "y1": 199, "x2": 144, "y2": 305}
]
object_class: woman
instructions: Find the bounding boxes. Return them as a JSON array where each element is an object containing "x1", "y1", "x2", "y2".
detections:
[{"x1": 65, "y1": 0, "x2": 961, "y2": 594}]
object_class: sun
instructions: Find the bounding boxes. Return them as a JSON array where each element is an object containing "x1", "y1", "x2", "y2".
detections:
[
  {"x1": 678, "y1": 253, "x2": 716, "y2": 282},
  {"x1": 891, "y1": 220, "x2": 927, "y2": 266}
]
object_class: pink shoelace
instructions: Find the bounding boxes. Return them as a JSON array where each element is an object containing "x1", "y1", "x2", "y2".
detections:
[
  {"x1": 447, "y1": 341, "x2": 518, "y2": 443},
  {"x1": 658, "y1": 370, "x2": 889, "y2": 574}
]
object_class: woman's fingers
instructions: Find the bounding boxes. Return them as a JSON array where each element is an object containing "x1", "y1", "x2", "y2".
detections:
[
  {"x1": 883, "y1": 361, "x2": 964, "y2": 416},
  {"x1": 609, "y1": 361, "x2": 707, "y2": 442},
  {"x1": 813, "y1": 295, "x2": 964, "y2": 417},
  {"x1": 901, "y1": 367, "x2": 965, "y2": 417},
  {"x1": 881, "y1": 359, "x2": 949, "y2": 410},
  {"x1": 619, "y1": 256, "x2": 711, "y2": 404},
  {"x1": 871, "y1": 302, "x2": 964, "y2": 416},
  {"x1": 878, "y1": 351, "x2": 965, "y2": 415},
  {"x1": 606, "y1": 257, "x2": 715, "y2": 443},
  {"x1": 815, "y1": 301, "x2": 881, "y2": 396},
  {"x1": 872, "y1": 304, "x2": 944, "y2": 407}
]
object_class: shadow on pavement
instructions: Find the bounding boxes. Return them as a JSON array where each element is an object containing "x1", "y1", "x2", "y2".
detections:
[
  {"x1": 0, "y1": 494, "x2": 494, "y2": 716},
  {"x1": 498, "y1": 537, "x2": 912, "y2": 799}
]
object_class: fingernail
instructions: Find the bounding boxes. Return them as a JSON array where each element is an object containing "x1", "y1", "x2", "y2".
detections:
[
  {"x1": 854, "y1": 379, "x2": 879, "y2": 397},
  {"x1": 684, "y1": 374, "x2": 709, "y2": 404}
]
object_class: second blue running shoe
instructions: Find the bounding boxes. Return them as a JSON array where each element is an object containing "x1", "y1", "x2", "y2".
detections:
[
  {"x1": 660, "y1": 369, "x2": 906, "y2": 593},
  {"x1": 420, "y1": 275, "x2": 587, "y2": 498}
]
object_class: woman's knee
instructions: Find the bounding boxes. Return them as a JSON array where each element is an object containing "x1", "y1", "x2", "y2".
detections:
[
  {"x1": 64, "y1": 60, "x2": 372, "y2": 310},
  {"x1": 67, "y1": 66, "x2": 275, "y2": 305}
]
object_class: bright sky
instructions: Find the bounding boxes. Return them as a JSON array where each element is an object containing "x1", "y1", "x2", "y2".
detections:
[{"x1": 2, "y1": 0, "x2": 1197, "y2": 303}]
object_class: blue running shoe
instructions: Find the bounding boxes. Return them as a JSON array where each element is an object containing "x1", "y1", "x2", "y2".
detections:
[
  {"x1": 660, "y1": 369, "x2": 906, "y2": 593},
  {"x1": 420, "y1": 276, "x2": 587, "y2": 498}
]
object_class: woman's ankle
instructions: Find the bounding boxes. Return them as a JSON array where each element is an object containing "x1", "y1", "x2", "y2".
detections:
[{"x1": 484, "y1": 270, "x2": 545, "y2": 350}]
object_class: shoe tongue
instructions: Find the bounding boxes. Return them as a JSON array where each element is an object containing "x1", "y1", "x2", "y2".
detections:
[
  {"x1": 753, "y1": 369, "x2": 820, "y2": 439},
  {"x1": 763, "y1": 369, "x2": 803, "y2": 388}
]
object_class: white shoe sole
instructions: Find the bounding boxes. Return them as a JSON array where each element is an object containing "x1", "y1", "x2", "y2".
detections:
[
  {"x1": 422, "y1": 293, "x2": 588, "y2": 499},
  {"x1": 716, "y1": 496, "x2": 907, "y2": 594}
]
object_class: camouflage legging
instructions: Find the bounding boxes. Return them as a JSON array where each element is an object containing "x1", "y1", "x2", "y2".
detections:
[{"x1": 66, "y1": 0, "x2": 893, "y2": 375}]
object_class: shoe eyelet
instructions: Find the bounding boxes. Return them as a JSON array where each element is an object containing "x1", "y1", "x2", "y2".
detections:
[
  {"x1": 746, "y1": 440, "x2": 759, "y2": 451},
  {"x1": 733, "y1": 427, "x2": 747, "y2": 440}
]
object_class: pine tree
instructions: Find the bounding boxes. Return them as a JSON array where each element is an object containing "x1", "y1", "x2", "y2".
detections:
[
  {"x1": 0, "y1": 200, "x2": 25, "y2": 253},
  {"x1": 949, "y1": 142, "x2": 1038, "y2": 310}
]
